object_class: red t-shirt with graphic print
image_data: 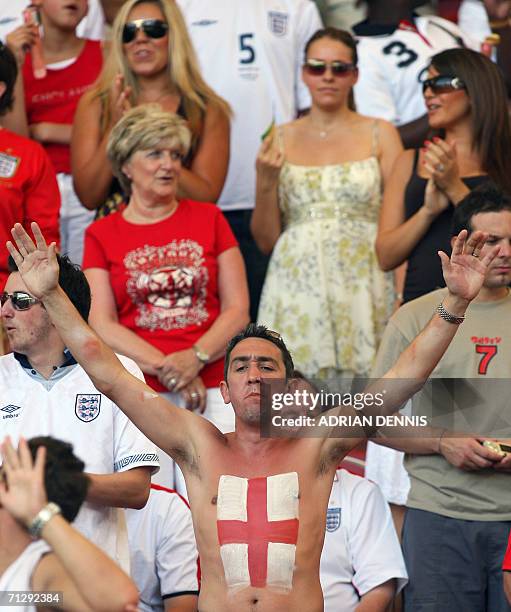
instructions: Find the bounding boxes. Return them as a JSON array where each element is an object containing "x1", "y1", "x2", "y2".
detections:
[
  {"x1": 504, "y1": 531, "x2": 511, "y2": 571},
  {"x1": 82, "y1": 200, "x2": 238, "y2": 391}
]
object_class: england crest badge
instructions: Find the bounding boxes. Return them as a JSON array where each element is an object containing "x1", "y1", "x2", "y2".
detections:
[
  {"x1": 0, "y1": 152, "x2": 20, "y2": 179},
  {"x1": 75, "y1": 394, "x2": 101, "y2": 422},
  {"x1": 326, "y1": 507, "x2": 341, "y2": 532},
  {"x1": 268, "y1": 11, "x2": 288, "y2": 37}
]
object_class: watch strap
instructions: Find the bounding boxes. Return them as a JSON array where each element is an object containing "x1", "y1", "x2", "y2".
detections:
[
  {"x1": 436, "y1": 302, "x2": 465, "y2": 325},
  {"x1": 28, "y1": 502, "x2": 61, "y2": 538}
]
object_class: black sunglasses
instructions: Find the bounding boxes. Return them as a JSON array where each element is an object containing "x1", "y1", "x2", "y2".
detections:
[
  {"x1": 122, "y1": 18, "x2": 168, "y2": 44},
  {"x1": 303, "y1": 59, "x2": 356, "y2": 77},
  {"x1": 0, "y1": 291, "x2": 41, "y2": 311},
  {"x1": 422, "y1": 75, "x2": 466, "y2": 95}
]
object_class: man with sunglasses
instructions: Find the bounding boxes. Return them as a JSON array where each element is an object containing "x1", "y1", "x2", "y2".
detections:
[
  {"x1": 352, "y1": 0, "x2": 484, "y2": 148},
  {"x1": 6, "y1": 221, "x2": 500, "y2": 611},
  {"x1": 0, "y1": 252, "x2": 159, "y2": 570}
]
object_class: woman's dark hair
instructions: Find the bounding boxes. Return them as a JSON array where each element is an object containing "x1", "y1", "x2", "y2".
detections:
[
  {"x1": 28, "y1": 437, "x2": 90, "y2": 523},
  {"x1": 430, "y1": 48, "x2": 511, "y2": 194},
  {"x1": 0, "y1": 43, "x2": 18, "y2": 116},
  {"x1": 304, "y1": 27, "x2": 358, "y2": 111}
]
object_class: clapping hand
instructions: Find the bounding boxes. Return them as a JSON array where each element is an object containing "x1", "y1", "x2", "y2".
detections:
[
  {"x1": 0, "y1": 437, "x2": 47, "y2": 529},
  {"x1": 7, "y1": 223, "x2": 59, "y2": 300},
  {"x1": 110, "y1": 74, "x2": 133, "y2": 126},
  {"x1": 438, "y1": 230, "x2": 500, "y2": 303},
  {"x1": 423, "y1": 178, "x2": 450, "y2": 218}
]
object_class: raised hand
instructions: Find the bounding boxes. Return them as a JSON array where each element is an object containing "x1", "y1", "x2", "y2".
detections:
[
  {"x1": 256, "y1": 132, "x2": 284, "y2": 188},
  {"x1": 438, "y1": 230, "x2": 500, "y2": 302},
  {"x1": 110, "y1": 74, "x2": 133, "y2": 127},
  {"x1": 7, "y1": 222, "x2": 59, "y2": 299},
  {"x1": 0, "y1": 437, "x2": 47, "y2": 528}
]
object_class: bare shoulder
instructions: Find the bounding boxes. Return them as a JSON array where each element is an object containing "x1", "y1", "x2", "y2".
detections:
[
  {"x1": 377, "y1": 118, "x2": 401, "y2": 141},
  {"x1": 75, "y1": 89, "x2": 102, "y2": 120},
  {"x1": 31, "y1": 552, "x2": 62, "y2": 592}
]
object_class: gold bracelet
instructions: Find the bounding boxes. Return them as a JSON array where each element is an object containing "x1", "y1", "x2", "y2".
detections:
[{"x1": 489, "y1": 18, "x2": 511, "y2": 29}]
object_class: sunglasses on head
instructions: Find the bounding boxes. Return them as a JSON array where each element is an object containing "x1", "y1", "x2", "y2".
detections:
[
  {"x1": 122, "y1": 18, "x2": 168, "y2": 44},
  {"x1": 422, "y1": 75, "x2": 466, "y2": 95},
  {"x1": 0, "y1": 291, "x2": 41, "y2": 311},
  {"x1": 303, "y1": 59, "x2": 356, "y2": 77}
]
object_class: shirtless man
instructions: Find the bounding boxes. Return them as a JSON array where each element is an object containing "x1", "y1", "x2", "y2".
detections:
[{"x1": 7, "y1": 222, "x2": 499, "y2": 612}]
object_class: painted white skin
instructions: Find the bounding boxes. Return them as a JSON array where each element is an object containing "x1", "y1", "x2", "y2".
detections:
[{"x1": 217, "y1": 472, "x2": 299, "y2": 592}]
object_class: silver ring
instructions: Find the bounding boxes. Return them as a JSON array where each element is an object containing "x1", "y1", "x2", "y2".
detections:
[
  {"x1": 472, "y1": 253, "x2": 479, "y2": 258},
  {"x1": 169, "y1": 377, "x2": 178, "y2": 387},
  {"x1": 190, "y1": 392, "x2": 199, "y2": 399},
  {"x1": 436, "y1": 163, "x2": 445, "y2": 172}
]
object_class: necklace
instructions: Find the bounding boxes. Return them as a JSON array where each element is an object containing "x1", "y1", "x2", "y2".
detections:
[{"x1": 309, "y1": 119, "x2": 336, "y2": 139}]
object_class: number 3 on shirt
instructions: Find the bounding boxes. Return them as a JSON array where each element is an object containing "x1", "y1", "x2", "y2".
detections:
[
  {"x1": 239, "y1": 33, "x2": 255, "y2": 64},
  {"x1": 475, "y1": 344, "x2": 497, "y2": 375},
  {"x1": 382, "y1": 41, "x2": 418, "y2": 68}
]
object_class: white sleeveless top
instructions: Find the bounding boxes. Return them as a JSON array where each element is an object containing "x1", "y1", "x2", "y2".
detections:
[{"x1": 0, "y1": 540, "x2": 50, "y2": 612}]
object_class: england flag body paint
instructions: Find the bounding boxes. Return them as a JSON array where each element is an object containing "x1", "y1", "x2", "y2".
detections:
[{"x1": 217, "y1": 472, "x2": 299, "y2": 591}]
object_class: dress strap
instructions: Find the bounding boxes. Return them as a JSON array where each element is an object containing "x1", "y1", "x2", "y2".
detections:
[
  {"x1": 371, "y1": 120, "x2": 380, "y2": 157},
  {"x1": 412, "y1": 148, "x2": 420, "y2": 171}
]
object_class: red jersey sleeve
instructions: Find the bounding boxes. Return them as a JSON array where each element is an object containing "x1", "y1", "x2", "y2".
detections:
[
  {"x1": 24, "y1": 144, "x2": 60, "y2": 248},
  {"x1": 504, "y1": 530, "x2": 511, "y2": 571},
  {"x1": 214, "y1": 208, "x2": 238, "y2": 255},
  {"x1": 83, "y1": 221, "x2": 109, "y2": 270}
]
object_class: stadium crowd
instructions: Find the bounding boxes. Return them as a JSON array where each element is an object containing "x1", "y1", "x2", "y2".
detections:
[{"x1": 1, "y1": 1, "x2": 511, "y2": 611}]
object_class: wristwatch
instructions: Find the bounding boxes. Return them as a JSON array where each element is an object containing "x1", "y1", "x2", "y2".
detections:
[
  {"x1": 192, "y1": 344, "x2": 210, "y2": 366},
  {"x1": 28, "y1": 502, "x2": 61, "y2": 537}
]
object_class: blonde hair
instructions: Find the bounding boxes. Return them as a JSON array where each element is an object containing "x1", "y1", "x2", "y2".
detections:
[
  {"x1": 107, "y1": 104, "x2": 191, "y2": 195},
  {"x1": 91, "y1": 0, "x2": 230, "y2": 141}
]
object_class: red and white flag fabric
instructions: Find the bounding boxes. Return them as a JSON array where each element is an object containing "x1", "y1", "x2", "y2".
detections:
[{"x1": 217, "y1": 472, "x2": 299, "y2": 591}]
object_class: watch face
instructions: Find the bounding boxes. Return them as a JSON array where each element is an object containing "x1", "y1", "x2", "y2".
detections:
[{"x1": 193, "y1": 345, "x2": 209, "y2": 363}]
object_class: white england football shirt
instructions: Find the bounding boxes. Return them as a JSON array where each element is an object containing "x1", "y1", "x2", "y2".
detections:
[
  {"x1": 177, "y1": 0, "x2": 323, "y2": 211},
  {"x1": 353, "y1": 15, "x2": 481, "y2": 126},
  {"x1": 0, "y1": 352, "x2": 160, "y2": 566},
  {"x1": 126, "y1": 485, "x2": 199, "y2": 612},
  {"x1": 320, "y1": 470, "x2": 408, "y2": 612}
]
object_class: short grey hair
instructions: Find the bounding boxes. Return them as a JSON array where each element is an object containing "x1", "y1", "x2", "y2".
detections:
[{"x1": 107, "y1": 104, "x2": 192, "y2": 196}]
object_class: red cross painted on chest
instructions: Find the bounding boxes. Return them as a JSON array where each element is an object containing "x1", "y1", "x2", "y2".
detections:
[{"x1": 217, "y1": 474, "x2": 299, "y2": 588}]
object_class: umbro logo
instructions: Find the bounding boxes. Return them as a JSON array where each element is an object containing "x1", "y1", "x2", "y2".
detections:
[
  {"x1": 1, "y1": 405, "x2": 20, "y2": 414},
  {"x1": 191, "y1": 19, "x2": 217, "y2": 26}
]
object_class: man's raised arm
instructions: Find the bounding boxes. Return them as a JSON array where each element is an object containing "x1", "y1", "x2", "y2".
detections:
[
  {"x1": 319, "y1": 230, "x2": 500, "y2": 462},
  {"x1": 7, "y1": 223, "x2": 210, "y2": 461}
]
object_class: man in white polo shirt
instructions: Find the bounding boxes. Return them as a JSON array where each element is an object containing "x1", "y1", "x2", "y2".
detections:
[
  {"x1": 0, "y1": 252, "x2": 159, "y2": 569},
  {"x1": 320, "y1": 468, "x2": 407, "y2": 612},
  {"x1": 126, "y1": 483, "x2": 199, "y2": 612}
]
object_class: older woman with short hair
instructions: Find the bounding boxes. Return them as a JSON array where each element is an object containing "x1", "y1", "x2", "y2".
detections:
[
  {"x1": 72, "y1": 0, "x2": 230, "y2": 215},
  {"x1": 82, "y1": 104, "x2": 249, "y2": 434}
]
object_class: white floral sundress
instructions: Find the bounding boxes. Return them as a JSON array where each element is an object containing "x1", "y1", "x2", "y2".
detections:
[{"x1": 257, "y1": 155, "x2": 394, "y2": 379}]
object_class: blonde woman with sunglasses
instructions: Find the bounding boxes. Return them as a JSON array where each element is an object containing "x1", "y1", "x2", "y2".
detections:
[
  {"x1": 252, "y1": 27, "x2": 402, "y2": 381},
  {"x1": 71, "y1": 0, "x2": 230, "y2": 216}
]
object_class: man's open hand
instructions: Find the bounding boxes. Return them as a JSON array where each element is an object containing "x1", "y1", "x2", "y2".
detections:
[
  {"x1": 7, "y1": 222, "x2": 59, "y2": 299},
  {"x1": 439, "y1": 230, "x2": 500, "y2": 303}
]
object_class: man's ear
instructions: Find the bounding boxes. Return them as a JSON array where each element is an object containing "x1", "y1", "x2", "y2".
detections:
[
  {"x1": 0, "y1": 82, "x2": 7, "y2": 101},
  {"x1": 219, "y1": 380, "x2": 230, "y2": 405}
]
